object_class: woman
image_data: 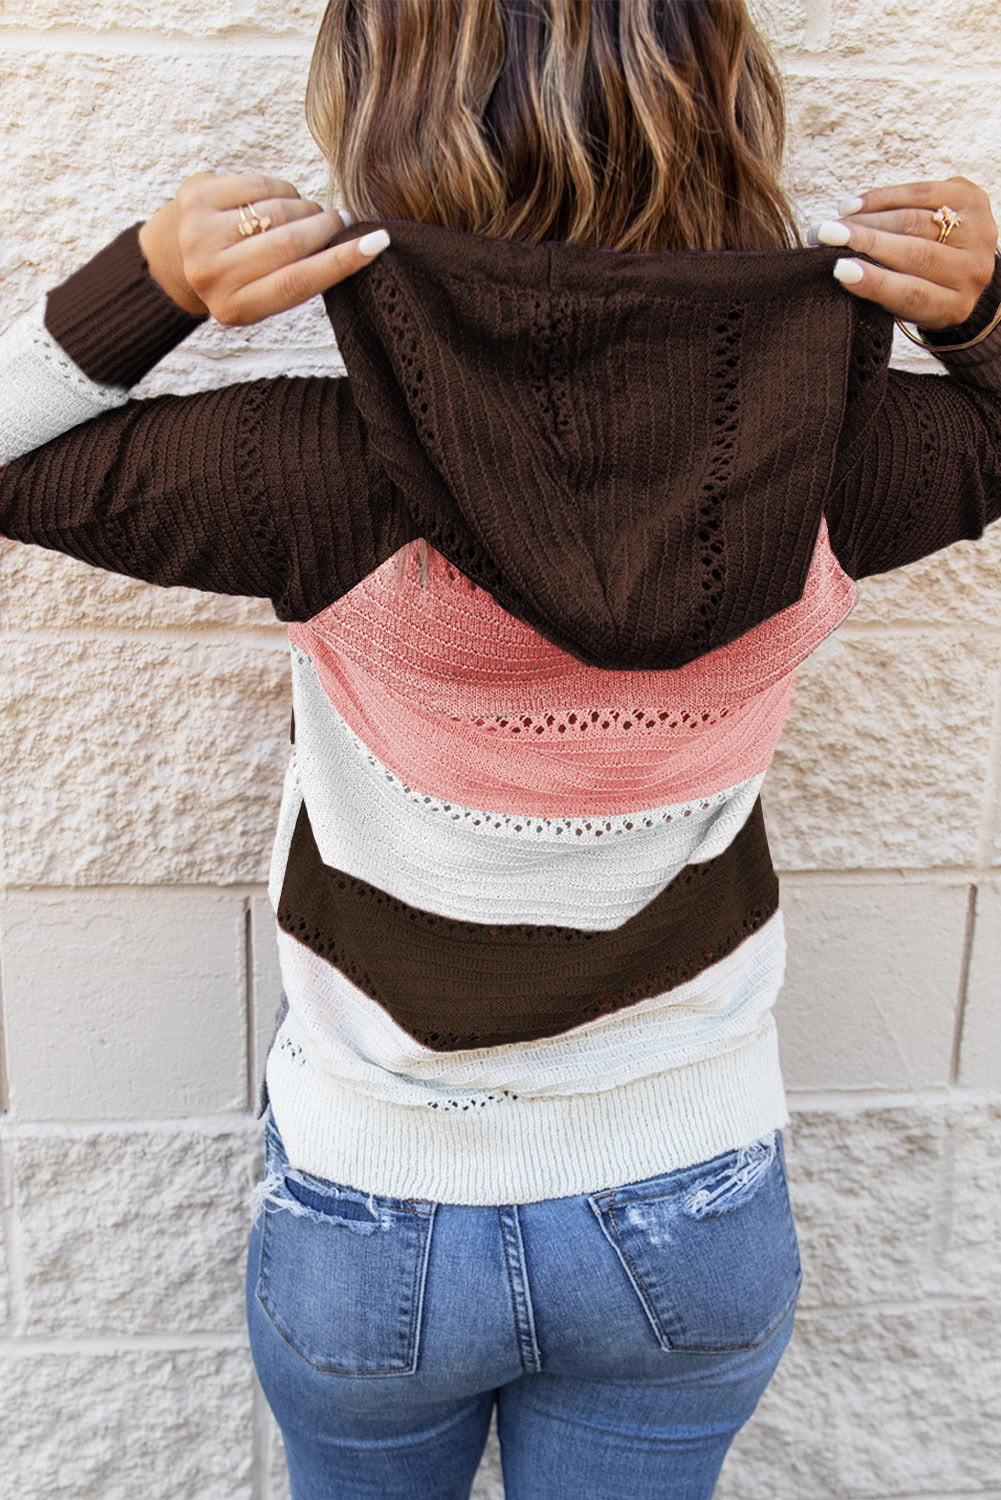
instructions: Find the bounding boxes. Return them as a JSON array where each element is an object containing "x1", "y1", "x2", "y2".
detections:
[{"x1": 1, "y1": 2, "x2": 999, "y2": 1497}]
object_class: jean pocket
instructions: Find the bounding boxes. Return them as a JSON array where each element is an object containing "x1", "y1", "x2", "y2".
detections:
[
  {"x1": 587, "y1": 1130, "x2": 802, "y2": 1353},
  {"x1": 254, "y1": 1127, "x2": 436, "y2": 1375}
]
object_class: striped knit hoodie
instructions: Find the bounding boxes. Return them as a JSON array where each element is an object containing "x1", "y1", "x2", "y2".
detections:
[{"x1": 2, "y1": 222, "x2": 1000, "y2": 1203}]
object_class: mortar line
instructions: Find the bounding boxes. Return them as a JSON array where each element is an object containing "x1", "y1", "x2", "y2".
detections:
[
  {"x1": 0, "y1": 624, "x2": 289, "y2": 648},
  {"x1": 798, "y1": 0, "x2": 832, "y2": 51},
  {"x1": 0, "y1": 1086, "x2": 993, "y2": 1140},
  {"x1": 795, "y1": 1293, "x2": 999, "y2": 1318},
  {"x1": 776, "y1": 867, "x2": 993, "y2": 885},
  {"x1": 0, "y1": 1331, "x2": 249, "y2": 1353},
  {"x1": 948, "y1": 885, "x2": 978, "y2": 1087},
  {"x1": 786, "y1": 1085, "x2": 997, "y2": 1112},
  {"x1": 2, "y1": 868, "x2": 997, "y2": 893},
  {"x1": 0, "y1": 942, "x2": 9, "y2": 1115},
  {"x1": 975, "y1": 661, "x2": 1001, "y2": 868},
  {"x1": 0, "y1": 28, "x2": 314, "y2": 56},
  {"x1": 0, "y1": 1116, "x2": 28, "y2": 1338},
  {"x1": 777, "y1": 55, "x2": 1001, "y2": 82},
  {"x1": 5, "y1": 27, "x2": 998, "y2": 79},
  {"x1": 244, "y1": 899, "x2": 256, "y2": 1116}
]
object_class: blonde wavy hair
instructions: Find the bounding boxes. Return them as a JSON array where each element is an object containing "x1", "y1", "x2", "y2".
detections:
[{"x1": 305, "y1": 0, "x2": 802, "y2": 579}]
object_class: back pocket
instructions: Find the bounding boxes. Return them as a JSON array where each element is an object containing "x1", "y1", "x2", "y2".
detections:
[
  {"x1": 254, "y1": 1129, "x2": 436, "y2": 1375},
  {"x1": 587, "y1": 1131, "x2": 801, "y2": 1353}
]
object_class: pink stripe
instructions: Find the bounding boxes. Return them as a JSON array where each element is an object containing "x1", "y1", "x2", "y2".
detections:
[{"x1": 289, "y1": 515, "x2": 854, "y2": 816}]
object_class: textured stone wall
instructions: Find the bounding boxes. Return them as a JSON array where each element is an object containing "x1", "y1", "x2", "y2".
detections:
[{"x1": 0, "y1": 1, "x2": 998, "y2": 1496}]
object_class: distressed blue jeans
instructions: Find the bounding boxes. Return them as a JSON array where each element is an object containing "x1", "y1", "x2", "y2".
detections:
[{"x1": 247, "y1": 1112, "x2": 801, "y2": 1500}]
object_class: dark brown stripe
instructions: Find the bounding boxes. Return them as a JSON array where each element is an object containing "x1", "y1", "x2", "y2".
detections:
[
  {"x1": 276, "y1": 797, "x2": 778, "y2": 1051},
  {"x1": 45, "y1": 222, "x2": 207, "y2": 387}
]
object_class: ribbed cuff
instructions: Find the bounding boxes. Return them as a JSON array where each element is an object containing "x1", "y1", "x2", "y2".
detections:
[
  {"x1": 44, "y1": 221, "x2": 208, "y2": 388},
  {"x1": 917, "y1": 249, "x2": 1001, "y2": 372}
]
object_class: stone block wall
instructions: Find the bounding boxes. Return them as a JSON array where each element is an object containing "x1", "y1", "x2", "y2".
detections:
[{"x1": 0, "y1": 2, "x2": 998, "y2": 1496}]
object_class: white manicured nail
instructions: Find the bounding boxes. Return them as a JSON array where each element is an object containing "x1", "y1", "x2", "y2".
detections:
[
  {"x1": 817, "y1": 219, "x2": 852, "y2": 246},
  {"x1": 837, "y1": 195, "x2": 865, "y2": 216},
  {"x1": 832, "y1": 258, "x2": 864, "y2": 285},
  {"x1": 357, "y1": 228, "x2": 390, "y2": 256},
  {"x1": 337, "y1": 207, "x2": 353, "y2": 228}
]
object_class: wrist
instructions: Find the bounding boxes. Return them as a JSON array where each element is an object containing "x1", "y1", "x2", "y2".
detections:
[{"x1": 138, "y1": 203, "x2": 208, "y2": 318}]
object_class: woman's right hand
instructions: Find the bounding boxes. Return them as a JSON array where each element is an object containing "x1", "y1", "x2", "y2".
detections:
[{"x1": 137, "y1": 170, "x2": 388, "y2": 325}]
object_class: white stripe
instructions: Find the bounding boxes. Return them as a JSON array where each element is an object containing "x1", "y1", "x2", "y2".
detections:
[
  {"x1": 265, "y1": 997, "x2": 790, "y2": 1205},
  {"x1": 0, "y1": 302, "x2": 129, "y2": 464},
  {"x1": 287, "y1": 644, "x2": 765, "y2": 930}
]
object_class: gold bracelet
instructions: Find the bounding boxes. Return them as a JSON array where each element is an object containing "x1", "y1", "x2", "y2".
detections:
[{"x1": 895, "y1": 250, "x2": 1001, "y2": 352}]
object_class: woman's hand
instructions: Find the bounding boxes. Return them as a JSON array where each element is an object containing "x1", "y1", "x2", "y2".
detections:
[
  {"x1": 137, "y1": 170, "x2": 388, "y2": 325},
  {"x1": 810, "y1": 175, "x2": 999, "y2": 330}
]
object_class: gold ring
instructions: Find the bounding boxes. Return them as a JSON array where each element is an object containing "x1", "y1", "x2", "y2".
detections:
[
  {"x1": 237, "y1": 202, "x2": 272, "y2": 238},
  {"x1": 932, "y1": 205, "x2": 962, "y2": 244}
]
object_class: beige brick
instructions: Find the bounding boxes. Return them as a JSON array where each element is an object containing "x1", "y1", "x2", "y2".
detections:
[
  {"x1": 852, "y1": 525, "x2": 1001, "y2": 632},
  {"x1": 763, "y1": 633, "x2": 999, "y2": 869},
  {"x1": 823, "y1": 0, "x2": 1001, "y2": 61},
  {"x1": 783, "y1": 1100, "x2": 1001, "y2": 1308},
  {"x1": 777, "y1": 879, "x2": 968, "y2": 1089},
  {"x1": 0, "y1": 54, "x2": 323, "y2": 309},
  {"x1": 1, "y1": 887, "x2": 248, "y2": 1118},
  {"x1": 3, "y1": 0, "x2": 322, "y2": 35},
  {"x1": 0, "y1": 1140, "x2": 12, "y2": 1332},
  {"x1": 959, "y1": 878, "x2": 1001, "y2": 1086},
  {"x1": 0, "y1": 1346, "x2": 255, "y2": 1500},
  {"x1": 250, "y1": 890, "x2": 284, "y2": 1114},
  {"x1": 749, "y1": 0, "x2": 812, "y2": 52},
  {"x1": 0, "y1": 541, "x2": 284, "y2": 632},
  {"x1": 717, "y1": 1298, "x2": 1001, "y2": 1498},
  {"x1": 782, "y1": 75, "x2": 1001, "y2": 219},
  {"x1": 14, "y1": 1126, "x2": 259, "y2": 1334},
  {"x1": 1, "y1": 637, "x2": 289, "y2": 885}
]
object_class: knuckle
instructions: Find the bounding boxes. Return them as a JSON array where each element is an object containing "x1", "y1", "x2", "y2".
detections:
[
  {"x1": 903, "y1": 207, "x2": 926, "y2": 238},
  {"x1": 908, "y1": 281, "x2": 938, "y2": 324},
  {"x1": 247, "y1": 173, "x2": 275, "y2": 203},
  {"x1": 214, "y1": 298, "x2": 247, "y2": 328},
  {"x1": 910, "y1": 239, "x2": 938, "y2": 279},
  {"x1": 971, "y1": 251, "x2": 996, "y2": 288},
  {"x1": 184, "y1": 261, "x2": 209, "y2": 294},
  {"x1": 911, "y1": 180, "x2": 937, "y2": 202},
  {"x1": 281, "y1": 263, "x2": 314, "y2": 304}
]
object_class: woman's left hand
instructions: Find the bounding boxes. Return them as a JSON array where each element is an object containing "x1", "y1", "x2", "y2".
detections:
[{"x1": 810, "y1": 175, "x2": 998, "y2": 329}]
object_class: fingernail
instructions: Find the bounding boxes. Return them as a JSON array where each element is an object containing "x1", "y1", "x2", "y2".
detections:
[
  {"x1": 837, "y1": 195, "x2": 865, "y2": 216},
  {"x1": 816, "y1": 219, "x2": 852, "y2": 246},
  {"x1": 357, "y1": 228, "x2": 390, "y2": 257},
  {"x1": 833, "y1": 258, "x2": 864, "y2": 285},
  {"x1": 337, "y1": 207, "x2": 353, "y2": 228}
]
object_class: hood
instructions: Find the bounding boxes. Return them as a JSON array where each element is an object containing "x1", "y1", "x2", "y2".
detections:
[{"x1": 322, "y1": 218, "x2": 891, "y2": 672}]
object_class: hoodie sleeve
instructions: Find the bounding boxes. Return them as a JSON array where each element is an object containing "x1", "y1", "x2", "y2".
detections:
[
  {"x1": 0, "y1": 370, "x2": 413, "y2": 618},
  {"x1": 0, "y1": 222, "x2": 413, "y2": 616},
  {"x1": 0, "y1": 223, "x2": 207, "y2": 465},
  {"x1": 824, "y1": 253, "x2": 1001, "y2": 580}
]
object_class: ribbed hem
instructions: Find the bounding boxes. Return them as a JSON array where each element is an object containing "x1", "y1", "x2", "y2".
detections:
[
  {"x1": 264, "y1": 1020, "x2": 789, "y2": 1205},
  {"x1": 44, "y1": 221, "x2": 207, "y2": 386}
]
